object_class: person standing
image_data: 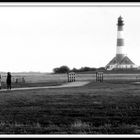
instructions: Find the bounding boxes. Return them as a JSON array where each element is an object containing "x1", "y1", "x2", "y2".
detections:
[
  {"x1": 6, "y1": 72, "x2": 11, "y2": 90},
  {"x1": 0, "y1": 75, "x2": 2, "y2": 89}
]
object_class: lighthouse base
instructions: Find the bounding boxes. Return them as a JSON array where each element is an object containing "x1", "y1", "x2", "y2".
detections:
[{"x1": 106, "y1": 55, "x2": 137, "y2": 71}]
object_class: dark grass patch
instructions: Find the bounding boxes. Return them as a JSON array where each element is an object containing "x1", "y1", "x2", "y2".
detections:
[{"x1": 0, "y1": 121, "x2": 139, "y2": 134}]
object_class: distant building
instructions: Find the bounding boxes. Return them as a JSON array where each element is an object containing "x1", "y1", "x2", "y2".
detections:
[{"x1": 106, "y1": 16, "x2": 137, "y2": 70}]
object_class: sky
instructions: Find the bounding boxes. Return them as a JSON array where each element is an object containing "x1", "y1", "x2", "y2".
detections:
[{"x1": 0, "y1": 3, "x2": 140, "y2": 72}]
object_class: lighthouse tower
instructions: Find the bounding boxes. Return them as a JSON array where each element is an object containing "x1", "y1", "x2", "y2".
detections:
[
  {"x1": 116, "y1": 16, "x2": 125, "y2": 60},
  {"x1": 106, "y1": 16, "x2": 136, "y2": 70}
]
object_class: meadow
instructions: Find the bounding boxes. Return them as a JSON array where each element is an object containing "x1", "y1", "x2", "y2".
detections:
[{"x1": 0, "y1": 73, "x2": 140, "y2": 134}]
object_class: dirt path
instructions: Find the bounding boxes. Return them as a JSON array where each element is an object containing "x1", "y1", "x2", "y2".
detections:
[{"x1": 0, "y1": 81, "x2": 90, "y2": 92}]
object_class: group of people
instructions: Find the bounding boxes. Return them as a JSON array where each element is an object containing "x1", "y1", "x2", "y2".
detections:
[{"x1": 0, "y1": 72, "x2": 12, "y2": 90}]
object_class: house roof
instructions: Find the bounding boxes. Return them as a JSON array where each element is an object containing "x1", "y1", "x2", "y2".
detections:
[{"x1": 106, "y1": 55, "x2": 135, "y2": 66}]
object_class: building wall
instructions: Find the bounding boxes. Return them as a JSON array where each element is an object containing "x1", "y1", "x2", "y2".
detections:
[{"x1": 107, "y1": 64, "x2": 137, "y2": 70}]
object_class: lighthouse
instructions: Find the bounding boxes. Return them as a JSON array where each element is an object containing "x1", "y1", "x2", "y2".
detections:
[
  {"x1": 106, "y1": 16, "x2": 136, "y2": 70},
  {"x1": 116, "y1": 16, "x2": 125, "y2": 60}
]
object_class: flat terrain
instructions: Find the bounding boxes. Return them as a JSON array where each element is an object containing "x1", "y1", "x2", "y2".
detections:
[
  {"x1": 1, "y1": 73, "x2": 140, "y2": 89},
  {"x1": 0, "y1": 81, "x2": 90, "y2": 91},
  {"x1": 0, "y1": 73, "x2": 140, "y2": 134}
]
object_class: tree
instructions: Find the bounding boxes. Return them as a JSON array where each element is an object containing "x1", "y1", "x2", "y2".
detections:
[
  {"x1": 97, "y1": 67, "x2": 106, "y2": 71},
  {"x1": 53, "y1": 65, "x2": 70, "y2": 73},
  {"x1": 71, "y1": 67, "x2": 78, "y2": 72},
  {"x1": 78, "y1": 67, "x2": 92, "y2": 72}
]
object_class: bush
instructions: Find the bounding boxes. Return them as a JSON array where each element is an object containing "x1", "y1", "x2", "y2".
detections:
[
  {"x1": 53, "y1": 66, "x2": 70, "y2": 74},
  {"x1": 53, "y1": 66, "x2": 98, "y2": 73}
]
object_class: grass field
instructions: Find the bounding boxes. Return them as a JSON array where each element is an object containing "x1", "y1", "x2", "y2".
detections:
[
  {"x1": 1, "y1": 73, "x2": 140, "y2": 88},
  {"x1": 0, "y1": 73, "x2": 140, "y2": 134}
]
